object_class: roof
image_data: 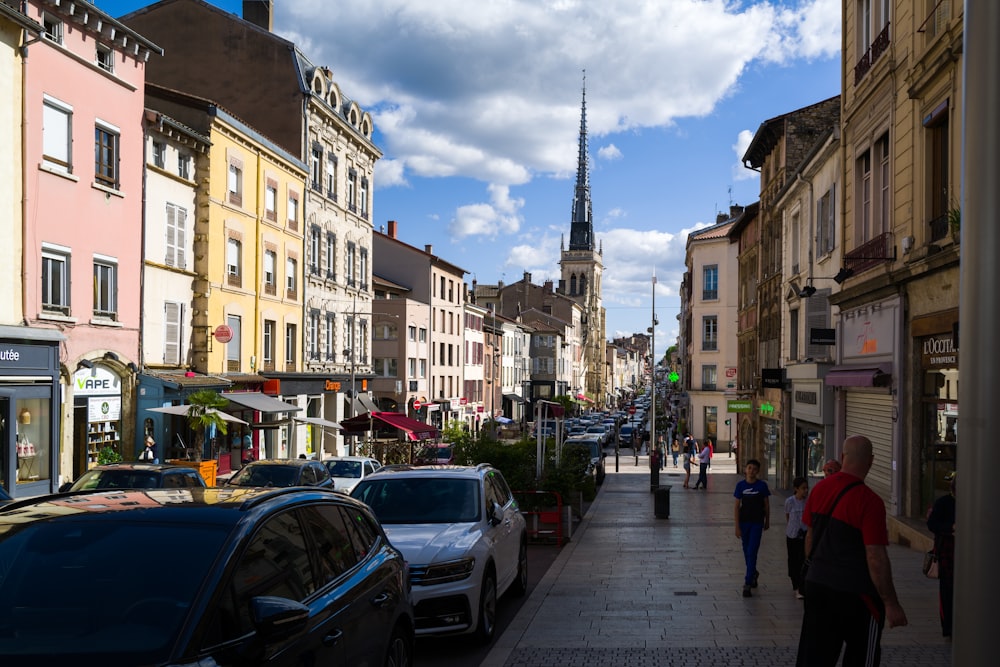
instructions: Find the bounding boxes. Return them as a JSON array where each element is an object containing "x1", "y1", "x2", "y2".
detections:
[
  {"x1": 0, "y1": 2, "x2": 43, "y2": 33},
  {"x1": 140, "y1": 369, "x2": 231, "y2": 389}
]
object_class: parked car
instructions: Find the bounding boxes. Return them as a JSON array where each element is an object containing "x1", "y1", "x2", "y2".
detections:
[
  {"x1": 323, "y1": 456, "x2": 382, "y2": 494},
  {"x1": 351, "y1": 464, "x2": 527, "y2": 643},
  {"x1": 413, "y1": 443, "x2": 455, "y2": 466},
  {"x1": 0, "y1": 487, "x2": 413, "y2": 666},
  {"x1": 564, "y1": 435, "x2": 607, "y2": 485},
  {"x1": 58, "y1": 462, "x2": 207, "y2": 493},
  {"x1": 226, "y1": 459, "x2": 334, "y2": 489},
  {"x1": 585, "y1": 425, "x2": 610, "y2": 445}
]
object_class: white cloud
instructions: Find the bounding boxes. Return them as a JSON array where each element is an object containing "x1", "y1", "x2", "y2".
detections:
[
  {"x1": 374, "y1": 159, "x2": 407, "y2": 188},
  {"x1": 276, "y1": 0, "x2": 840, "y2": 189},
  {"x1": 598, "y1": 143, "x2": 623, "y2": 161},
  {"x1": 732, "y1": 129, "x2": 757, "y2": 182},
  {"x1": 448, "y1": 184, "x2": 525, "y2": 238}
]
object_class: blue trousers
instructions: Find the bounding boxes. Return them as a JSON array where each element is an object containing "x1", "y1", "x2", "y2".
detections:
[{"x1": 739, "y1": 522, "x2": 764, "y2": 586}]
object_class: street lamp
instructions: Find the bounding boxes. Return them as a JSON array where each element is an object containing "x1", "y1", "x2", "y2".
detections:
[{"x1": 343, "y1": 347, "x2": 356, "y2": 456}]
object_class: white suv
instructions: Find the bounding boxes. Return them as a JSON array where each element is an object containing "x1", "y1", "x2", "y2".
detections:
[{"x1": 350, "y1": 464, "x2": 527, "y2": 642}]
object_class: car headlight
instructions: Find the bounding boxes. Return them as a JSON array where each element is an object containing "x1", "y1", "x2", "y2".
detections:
[{"x1": 419, "y1": 557, "x2": 476, "y2": 585}]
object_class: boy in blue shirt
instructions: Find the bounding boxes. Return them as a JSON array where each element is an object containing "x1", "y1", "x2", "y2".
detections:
[{"x1": 734, "y1": 458, "x2": 771, "y2": 597}]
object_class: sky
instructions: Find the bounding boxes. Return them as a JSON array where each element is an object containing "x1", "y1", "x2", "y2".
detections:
[{"x1": 102, "y1": 0, "x2": 842, "y2": 347}]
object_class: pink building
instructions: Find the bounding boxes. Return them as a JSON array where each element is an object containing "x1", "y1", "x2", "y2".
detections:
[{"x1": 20, "y1": 0, "x2": 161, "y2": 487}]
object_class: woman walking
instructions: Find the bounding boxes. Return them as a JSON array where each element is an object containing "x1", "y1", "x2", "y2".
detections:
[{"x1": 682, "y1": 441, "x2": 693, "y2": 488}]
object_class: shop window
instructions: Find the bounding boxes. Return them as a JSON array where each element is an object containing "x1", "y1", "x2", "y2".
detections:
[{"x1": 15, "y1": 398, "x2": 52, "y2": 485}]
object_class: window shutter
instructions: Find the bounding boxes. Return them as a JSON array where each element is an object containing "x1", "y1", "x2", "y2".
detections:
[
  {"x1": 164, "y1": 302, "x2": 182, "y2": 365},
  {"x1": 805, "y1": 294, "x2": 831, "y2": 360},
  {"x1": 176, "y1": 207, "x2": 187, "y2": 269},
  {"x1": 165, "y1": 205, "x2": 176, "y2": 267}
]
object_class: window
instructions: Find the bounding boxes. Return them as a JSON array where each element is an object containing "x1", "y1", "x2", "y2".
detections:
[
  {"x1": 345, "y1": 317, "x2": 355, "y2": 359},
  {"x1": 346, "y1": 242, "x2": 356, "y2": 287},
  {"x1": 419, "y1": 328, "x2": 427, "y2": 343},
  {"x1": 374, "y1": 358, "x2": 398, "y2": 377},
  {"x1": 287, "y1": 192, "x2": 299, "y2": 230},
  {"x1": 309, "y1": 226, "x2": 320, "y2": 275},
  {"x1": 42, "y1": 96, "x2": 72, "y2": 173},
  {"x1": 178, "y1": 153, "x2": 191, "y2": 180},
  {"x1": 325, "y1": 313, "x2": 335, "y2": 361},
  {"x1": 93, "y1": 258, "x2": 118, "y2": 319},
  {"x1": 359, "y1": 177, "x2": 369, "y2": 218},
  {"x1": 152, "y1": 141, "x2": 166, "y2": 168},
  {"x1": 94, "y1": 122, "x2": 120, "y2": 189},
  {"x1": 164, "y1": 301, "x2": 183, "y2": 365},
  {"x1": 265, "y1": 181, "x2": 278, "y2": 221},
  {"x1": 359, "y1": 321, "x2": 369, "y2": 363},
  {"x1": 702, "y1": 365, "x2": 717, "y2": 391},
  {"x1": 926, "y1": 101, "x2": 950, "y2": 242},
  {"x1": 791, "y1": 212, "x2": 801, "y2": 274},
  {"x1": 856, "y1": 133, "x2": 890, "y2": 242},
  {"x1": 324, "y1": 232, "x2": 336, "y2": 279},
  {"x1": 703, "y1": 405, "x2": 718, "y2": 442},
  {"x1": 790, "y1": 308, "x2": 800, "y2": 361},
  {"x1": 286, "y1": 257, "x2": 298, "y2": 299},
  {"x1": 228, "y1": 161, "x2": 243, "y2": 206},
  {"x1": 408, "y1": 325, "x2": 416, "y2": 341},
  {"x1": 263, "y1": 250, "x2": 277, "y2": 295},
  {"x1": 94, "y1": 42, "x2": 115, "y2": 72},
  {"x1": 360, "y1": 248, "x2": 368, "y2": 290},
  {"x1": 375, "y1": 323, "x2": 398, "y2": 340},
  {"x1": 165, "y1": 203, "x2": 187, "y2": 269},
  {"x1": 285, "y1": 324, "x2": 297, "y2": 368},
  {"x1": 308, "y1": 309, "x2": 320, "y2": 361},
  {"x1": 347, "y1": 169, "x2": 357, "y2": 212},
  {"x1": 702, "y1": 315, "x2": 718, "y2": 351},
  {"x1": 419, "y1": 359, "x2": 427, "y2": 378},
  {"x1": 310, "y1": 146, "x2": 323, "y2": 191},
  {"x1": 226, "y1": 315, "x2": 241, "y2": 372},
  {"x1": 408, "y1": 357, "x2": 416, "y2": 376},
  {"x1": 262, "y1": 319, "x2": 275, "y2": 369},
  {"x1": 702, "y1": 265, "x2": 718, "y2": 301},
  {"x1": 41, "y1": 245, "x2": 70, "y2": 314},
  {"x1": 226, "y1": 237, "x2": 242, "y2": 287},
  {"x1": 816, "y1": 186, "x2": 836, "y2": 256},
  {"x1": 327, "y1": 153, "x2": 337, "y2": 200},
  {"x1": 42, "y1": 14, "x2": 62, "y2": 43}
]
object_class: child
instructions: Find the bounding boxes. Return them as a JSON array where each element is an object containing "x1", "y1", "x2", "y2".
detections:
[
  {"x1": 784, "y1": 476, "x2": 809, "y2": 599},
  {"x1": 734, "y1": 458, "x2": 771, "y2": 597}
]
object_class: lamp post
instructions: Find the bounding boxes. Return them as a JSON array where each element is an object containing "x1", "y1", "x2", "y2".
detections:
[{"x1": 343, "y1": 346, "x2": 356, "y2": 456}]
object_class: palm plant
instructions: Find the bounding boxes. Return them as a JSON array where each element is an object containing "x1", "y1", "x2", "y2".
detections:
[{"x1": 185, "y1": 390, "x2": 231, "y2": 461}]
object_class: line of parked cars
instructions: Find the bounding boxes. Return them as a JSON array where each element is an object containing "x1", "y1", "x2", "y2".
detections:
[{"x1": 0, "y1": 452, "x2": 529, "y2": 664}]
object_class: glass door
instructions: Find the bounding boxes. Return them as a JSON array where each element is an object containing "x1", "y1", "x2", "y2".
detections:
[{"x1": 1, "y1": 394, "x2": 11, "y2": 493}]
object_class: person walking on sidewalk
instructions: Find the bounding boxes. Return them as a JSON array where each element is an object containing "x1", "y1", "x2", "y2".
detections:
[
  {"x1": 796, "y1": 435, "x2": 908, "y2": 666},
  {"x1": 785, "y1": 476, "x2": 809, "y2": 599},
  {"x1": 926, "y1": 471, "x2": 956, "y2": 639},
  {"x1": 734, "y1": 458, "x2": 771, "y2": 597},
  {"x1": 682, "y1": 442, "x2": 693, "y2": 488},
  {"x1": 671, "y1": 438, "x2": 680, "y2": 467},
  {"x1": 692, "y1": 440, "x2": 711, "y2": 490}
]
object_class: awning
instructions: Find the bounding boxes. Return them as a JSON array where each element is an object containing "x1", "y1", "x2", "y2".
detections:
[
  {"x1": 575, "y1": 393, "x2": 594, "y2": 403},
  {"x1": 146, "y1": 405, "x2": 248, "y2": 425},
  {"x1": 503, "y1": 393, "x2": 525, "y2": 403},
  {"x1": 221, "y1": 392, "x2": 303, "y2": 413},
  {"x1": 824, "y1": 363, "x2": 892, "y2": 388},
  {"x1": 358, "y1": 393, "x2": 379, "y2": 413},
  {"x1": 340, "y1": 411, "x2": 441, "y2": 442},
  {"x1": 294, "y1": 417, "x2": 343, "y2": 430}
]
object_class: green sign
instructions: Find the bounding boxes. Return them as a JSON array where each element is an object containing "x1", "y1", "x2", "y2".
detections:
[
  {"x1": 727, "y1": 400, "x2": 752, "y2": 412},
  {"x1": 759, "y1": 401, "x2": 775, "y2": 415},
  {"x1": 668, "y1": 371, "x2": 679, "y2": 383}
]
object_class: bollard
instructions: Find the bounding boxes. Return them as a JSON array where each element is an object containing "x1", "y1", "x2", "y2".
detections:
[
  {"x1": 654, "y1": 485, "x2": 671, "y2": 518},
  {"x1": 650, "y1": 451, "x2": 660, "y2": 492}
]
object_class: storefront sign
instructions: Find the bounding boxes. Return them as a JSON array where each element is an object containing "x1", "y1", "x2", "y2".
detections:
[
  {"x1": 810, "y1": 328, "x2": 836, "y2": 345},
  {"x1": 727, "y1": 400, "x2": 752, "y2": 412},
  {"x1": 324, "y1": 380, "x2": 342, "y2": 391},
  {"x1": 88, "y1": 396, "x2": 121, "y2": 422},
  {"x1": 795, "y1": 391, "x2": 818, "y2": 405},
  {"x1": 922, "y1": 334, "x2": 958, "y2": 368},
  {"x1": 761, "y1": 368, "x2": 784, "y2": 389},
  {"x1": 0, "y1": 344, "x2": 51, "y2": 370},
  {"x1": 73, "y1": 366, "x2": 121, "y2": 396}
]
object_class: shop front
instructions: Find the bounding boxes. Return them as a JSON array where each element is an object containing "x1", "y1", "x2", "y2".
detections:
[
  {"x1": 787, "y1": 366, "x2": 835, "y2": 479},
  {"x1": 72, "y1": 364, "x2": 124, "y2": 479},
  {"x1": 135, "y1": 370, "x2": 232, "y2": 464},
  {"x1": 912, "y1": 308, "x2": 958, "y2": 515},
  {"x1": 0, "y1": 329, "x2": 63, "y2": 498}
]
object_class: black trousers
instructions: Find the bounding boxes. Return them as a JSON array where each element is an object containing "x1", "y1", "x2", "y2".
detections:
[{"x1": 796, "y1": 580, "x2": 885, "y2": 667}]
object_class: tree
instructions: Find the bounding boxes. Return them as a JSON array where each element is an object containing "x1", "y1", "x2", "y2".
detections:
[{"x1": 185, "y1": 390, "x2": 232, "y2": 461}]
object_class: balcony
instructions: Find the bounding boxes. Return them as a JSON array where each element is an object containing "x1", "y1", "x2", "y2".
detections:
[
  {"x1": 928, "y1": 214, "x2": 949, "y2": 243},
  {"x1": 844, "y1": 232, "x2": 895, "y2": 274},
  {"x1": 854, "y1": 23, "x2": 891, "y2": 85}
]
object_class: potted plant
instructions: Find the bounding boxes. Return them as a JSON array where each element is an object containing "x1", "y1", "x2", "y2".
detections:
[
  {"x1": 97, "y1": 444, "x2": 122, "y2": 465},
  {"x1": 948, "y1": 207, "x2": 960, "y2": 241}
]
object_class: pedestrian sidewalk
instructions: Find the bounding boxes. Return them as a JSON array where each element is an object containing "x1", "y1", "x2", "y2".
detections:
[{"x1": 484, "y1": 454, "x2": 951, "y2": 667}]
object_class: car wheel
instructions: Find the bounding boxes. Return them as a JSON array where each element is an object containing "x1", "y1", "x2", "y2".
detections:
[
  {"x1": 510, "y1": 537, "x2": 528, "y2": 597},
  {"x1": 475, "y1": 568, "x2": 498, "y2": 644},
  {"x1": 384, "y1": 623, "x2": 412, "y2": 667}
]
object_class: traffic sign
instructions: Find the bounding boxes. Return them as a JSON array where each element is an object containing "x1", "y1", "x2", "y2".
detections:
[
  {"x1": 412, "y1": 399, "x2": 422, "y2": 411},
  {"x1": 628, "y1": 406, "x2": 636, "y2": 414},
  {"x1": 214, "y1": 325, "x2": 234, "y2": 343}
]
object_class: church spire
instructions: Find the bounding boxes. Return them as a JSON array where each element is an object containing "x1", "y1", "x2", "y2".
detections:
[{"x1": 568, "y1": 71, "x2": 593, "y2": 251}]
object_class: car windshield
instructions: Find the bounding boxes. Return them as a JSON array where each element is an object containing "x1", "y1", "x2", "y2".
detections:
[
  {"x1": 0, "y1": 519, "x2": 227, "y2": 664},
  {"x1": 228, "y1": 465, "x2": 298, "y2": 487},
  {"x1": 352, "y1": 477, "x2": 480, "y2": 524},
  {"x1": 71, "y1": 470, "x2": 162, "y2": 491},
  {"x1": 326, "y1": 460, "x2": 362, "y2": 478}
]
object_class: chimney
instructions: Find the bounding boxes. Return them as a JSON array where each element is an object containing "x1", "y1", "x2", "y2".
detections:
[
  {"x1": 387, "y1": 220, "x2": 397, "y2": 239},
  {"x1": 544, "y1": 279, "x2": 554, "y2": 293},
  {"x1": 523, "y1": 271, "x2": 531, "y2": 284},
  {"x1": 716, "y1": 212, "x2": 728, "y2": 224},
  {"x1": 425, "y1": 244, "x2": 433, "y2": 255},
  {"x1": 243, "y1": 1, "x2": 273, "y2": 31},
  {"x1": 730, "y1": 204, "x2": 744, "y2": 219}
]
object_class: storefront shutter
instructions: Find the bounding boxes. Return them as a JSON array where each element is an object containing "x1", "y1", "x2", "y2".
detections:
[{"x1": 846, "y1": 391, "x2": 893, "y2": 504}]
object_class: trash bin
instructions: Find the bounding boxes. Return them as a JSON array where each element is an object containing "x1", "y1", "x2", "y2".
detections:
[{"x1": 654, "y1": 485, "x2": 671, "y2": 519}]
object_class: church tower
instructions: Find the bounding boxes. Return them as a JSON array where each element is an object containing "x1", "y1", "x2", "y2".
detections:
[{"x1": 559, "y1": 74, "x2": 606, "y2": 404}]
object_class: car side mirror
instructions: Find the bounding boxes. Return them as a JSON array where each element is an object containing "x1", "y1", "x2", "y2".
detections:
[
  {"x1": 489, "y1": 501, "x2": 504, "y2": 526},
  {"x1": 251, "y1": 595, "x2": 310, "y2": 643},
  {"x1": 58, "y1": 482, "x2": 72, "y2": 493}
]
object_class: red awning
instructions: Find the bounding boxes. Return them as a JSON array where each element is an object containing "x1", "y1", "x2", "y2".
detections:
[
  {"x1": 339, "y1": 411, "x2": 441, "y2": 442},
  {"x1": 575, "y1": 393, "x2": 594, "y2": 403},
  {"x1": 824, "y1": 363, "x2": 892, "y2": 387}
]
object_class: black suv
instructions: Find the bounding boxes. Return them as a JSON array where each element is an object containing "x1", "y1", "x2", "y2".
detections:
[
  {"x1": 58, "y1": 462, "x2": 206, "y2": 492},
  {"x1": 0, "y1": 487, "x2": 413, "y2": 666},
  {"x1": 226, "y1": 458, "x2": 334, "y2": 489}
]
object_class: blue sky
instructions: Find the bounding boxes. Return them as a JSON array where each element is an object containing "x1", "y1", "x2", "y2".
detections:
[{"x1": 102, "y1": 0, "x2": 841, "y2": 345}]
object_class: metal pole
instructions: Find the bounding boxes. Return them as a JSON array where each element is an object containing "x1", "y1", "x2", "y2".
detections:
[
  {"x1": 651, "y1": 273, "x2": 656, "y2": 463},
  {"x1": 956, "y1": 1, "x2": 998, "y2": 662}
]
